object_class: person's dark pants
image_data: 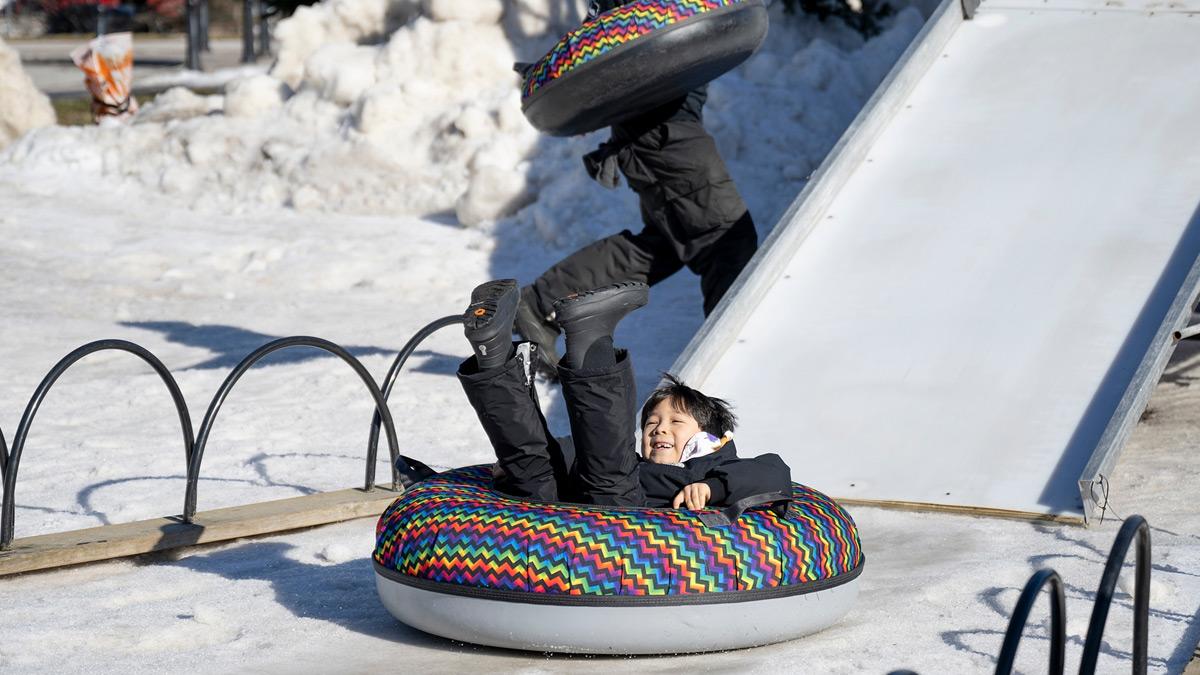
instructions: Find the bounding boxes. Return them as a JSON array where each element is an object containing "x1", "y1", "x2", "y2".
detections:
[
  {"x1": 457, "y1": 348, "x2": 645, "y2": 506},
  {"x1": 528, "y1": 210, "x2": 756, "y2": 320},
  {"x1": 526, "y1": 94, "x2": 758, "y2": 322}
]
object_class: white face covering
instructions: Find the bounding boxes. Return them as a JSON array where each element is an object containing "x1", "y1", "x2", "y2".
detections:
[{"x1": 677, "y1": 431, "x2": 733, "y2": 465}]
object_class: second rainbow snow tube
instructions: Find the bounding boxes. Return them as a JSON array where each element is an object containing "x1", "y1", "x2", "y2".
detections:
[{"x1": 520, "y1": 0, "x2": 769, "y2": 136}]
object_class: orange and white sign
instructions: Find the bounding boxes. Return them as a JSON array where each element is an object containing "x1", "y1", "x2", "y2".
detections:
[{"x1": 71, "y1": 32, "x2": 139, "y2": 123}]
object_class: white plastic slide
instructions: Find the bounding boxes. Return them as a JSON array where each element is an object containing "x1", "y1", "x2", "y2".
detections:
[{"x1": 673, "y1": 0, "x2": 1200, "y2": 523}]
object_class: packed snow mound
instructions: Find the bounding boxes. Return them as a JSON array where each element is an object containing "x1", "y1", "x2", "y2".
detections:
[
  {"x1": 0, "y1": 37, "x2": 55, "y2": 150},
  {"x1": 271, "y1": 0, "x2": 420, "y2": 89},
  {"x1": 0, "y1": 0, "x2": 923, "y2": 235},
  {"x1": 223, "y1": 74, "x2": 291, "y2": 118}
]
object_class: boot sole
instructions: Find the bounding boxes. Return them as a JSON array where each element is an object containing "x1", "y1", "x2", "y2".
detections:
[
  {"x1": 553, "y1": 282, "x2": 649, "y2": 327},
  {"x1": 464, "y1": 280, "x2": 519, "y2": 341},
  {"x1": 470, "y1": 278, "x2": 517, "y2": 305}
]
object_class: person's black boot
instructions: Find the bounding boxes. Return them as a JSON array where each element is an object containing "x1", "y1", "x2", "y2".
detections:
[
  {"x1": 554, "y1": 282, "x2": 648, "y2": 371},
  {"x1": 463, "y1": 279, "x2": 519, "y2": 370},
  {"x1": 515, "y1": 285, "x2": 562, "y2": 373}
]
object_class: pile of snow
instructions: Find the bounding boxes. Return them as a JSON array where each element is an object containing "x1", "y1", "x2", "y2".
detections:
[
  {"x1": 0, "y1": 36, "x2": 55, "y2": 150},
  {"x1": 0, "y1": 0, "x2": 922, "y2": 235}
]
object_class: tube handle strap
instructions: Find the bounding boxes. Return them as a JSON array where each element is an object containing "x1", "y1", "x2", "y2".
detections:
[
  {"x1": 697, "y1": 490, "x2": 791, "y2": 527},
  {"x1": 394, "y1": 455, "x2": 437, "y2": 488}
]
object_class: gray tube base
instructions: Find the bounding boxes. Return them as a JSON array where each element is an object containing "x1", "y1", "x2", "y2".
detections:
[{"x1": 376, "y1": 572, "x2": 860, "y2": 654}]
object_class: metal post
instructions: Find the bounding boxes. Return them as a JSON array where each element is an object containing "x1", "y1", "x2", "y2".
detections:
[
  {"x1": 241, "y1": 0, "x2": 255, "y2": 63},
  {"x1": 185, "y1": 0, "x2": 202, "y2": 70},
  {"x1": 198, "y1": 0, "x2": 210, "y2": 51},
  {"x1": 96, "y1": 5, "x2": 108, "y2": 35},
  {"x1": 2, "y1": 2, "x2": 13, "y2": 39},
  {"x1": 256, "y1": 0, "x2": 270, "y2": 57}
]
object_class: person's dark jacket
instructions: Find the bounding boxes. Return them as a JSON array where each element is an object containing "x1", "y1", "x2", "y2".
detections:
[{"x1": 635, "y1": 440, "x2": 792, "y2": 507}]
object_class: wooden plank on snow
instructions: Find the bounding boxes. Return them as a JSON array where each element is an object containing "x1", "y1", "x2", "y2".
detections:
[{"x1": 0, "y1": 485, "x2": 403, "y2": 576}]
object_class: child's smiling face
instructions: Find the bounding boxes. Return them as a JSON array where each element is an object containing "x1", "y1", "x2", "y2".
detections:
[{"x1": 641, "y1": 396, "x2": 702, "y2": 464}]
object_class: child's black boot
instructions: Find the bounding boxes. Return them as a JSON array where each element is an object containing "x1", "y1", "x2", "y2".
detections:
[
  {"x1": 554, "y1": 282, "x2": 648, "y2": 371},
  {"x1": 463, "y1": 279, "x2": 519, "y2": 370}
]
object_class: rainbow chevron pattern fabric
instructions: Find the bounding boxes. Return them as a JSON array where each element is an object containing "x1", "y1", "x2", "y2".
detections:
[
  {"x1": 374, "y1": 465, "x2": 862, "y2": 597},
  {"x1": 521, "y1": 0, "x2": 744, "y2": 101}
]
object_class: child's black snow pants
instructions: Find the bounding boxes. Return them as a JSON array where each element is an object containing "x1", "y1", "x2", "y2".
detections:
[{"x1": 457, "y1": 347, "x2": 646, "y2": 506}]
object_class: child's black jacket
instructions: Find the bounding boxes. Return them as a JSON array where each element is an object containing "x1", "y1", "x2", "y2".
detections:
[
  {"x1": 552, "y1": 433, "x2": 792, "y2": 508},
  {"x1": 635, "y1": 440, "x2": 792, "y2": 507}
]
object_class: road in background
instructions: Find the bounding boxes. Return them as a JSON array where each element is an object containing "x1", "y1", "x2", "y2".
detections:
[{"x1": 10, "y1": 36, "x2": 248, "y2": 97}]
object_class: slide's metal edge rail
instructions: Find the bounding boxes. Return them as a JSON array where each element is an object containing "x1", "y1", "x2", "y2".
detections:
[{"x1": 1079, "y1": 227, "x2": 1200, "y2": 524}]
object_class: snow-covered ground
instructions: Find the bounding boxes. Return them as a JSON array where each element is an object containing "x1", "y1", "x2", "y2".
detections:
[{"x1": 0, "y1": 0, "x2": 1197, "y2": 672}]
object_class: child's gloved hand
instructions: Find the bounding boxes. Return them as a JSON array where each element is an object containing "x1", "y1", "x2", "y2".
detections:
[{"x1": 672, "y1": 482, "x2": 711, "y2": 510}]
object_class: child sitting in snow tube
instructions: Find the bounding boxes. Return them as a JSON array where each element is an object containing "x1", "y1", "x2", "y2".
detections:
[{"x1": 459, "y1": 279, "x2": 791, "y2": 509}]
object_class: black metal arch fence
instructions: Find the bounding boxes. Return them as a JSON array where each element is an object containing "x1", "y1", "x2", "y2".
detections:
[
  {"x1": 1, "y1": 339, "x2": 195, "y2": 546},
  {"x1": 886, "y1": 516, "x2": 1152, "y2": 675},
  {"x1": 994, "y1": 515, "x2": 1151, "y2": 675},
  {"x1": 0, "y1": 316, "x2": 461, "y2": 550}
]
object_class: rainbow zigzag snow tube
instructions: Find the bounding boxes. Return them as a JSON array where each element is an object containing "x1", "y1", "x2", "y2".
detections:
[
  {"x1": 373, "y1": 465, "x2": 864, "y2": 654},
  {"x1": 520, "y1": 0, "x2": 769, "y2": 136}
]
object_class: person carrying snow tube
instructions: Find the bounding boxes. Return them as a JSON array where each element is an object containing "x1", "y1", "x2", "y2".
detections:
[
  {"x1": 460, "y1": 279, "x2": 790, "y2": 508},
  {"x1": 515, "y1": 0, "x2": 765, "y2": 374}
]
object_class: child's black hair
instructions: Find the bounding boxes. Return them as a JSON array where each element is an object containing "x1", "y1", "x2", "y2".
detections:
[{"x1": 639, "y1": 373, "x2": 737, "y2": 436}]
